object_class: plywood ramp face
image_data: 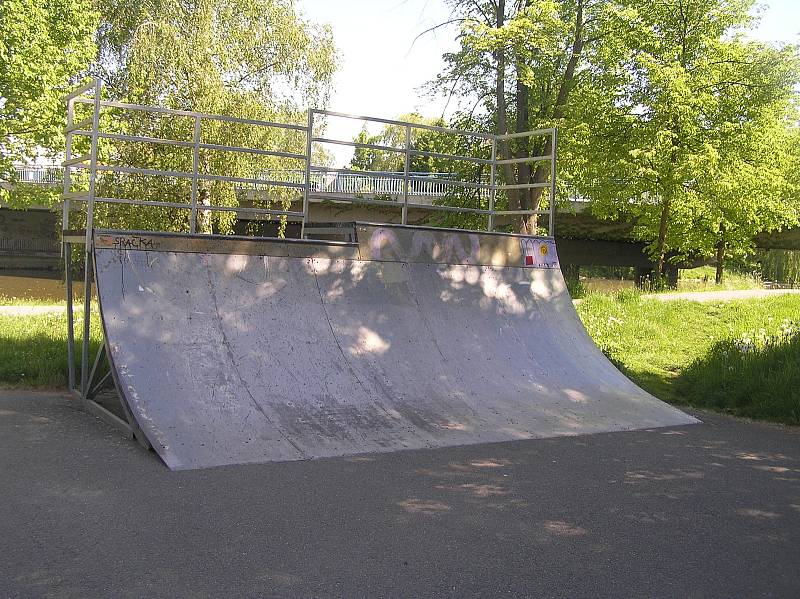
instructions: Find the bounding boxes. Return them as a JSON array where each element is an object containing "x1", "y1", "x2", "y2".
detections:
[{"x1": 94, "y1": 228, "x2": 698, "y2": 470}]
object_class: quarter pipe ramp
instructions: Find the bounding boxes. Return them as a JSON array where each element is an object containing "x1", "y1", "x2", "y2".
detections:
[{"x1": 94, "y1": 224, "x2": 698, "y2": 470}]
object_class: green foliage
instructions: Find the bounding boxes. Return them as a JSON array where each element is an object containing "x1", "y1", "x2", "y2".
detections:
[
  {"x1": 430, "y1": 0, "x2": 628, "y2": 229},
  {"x1": 0, "y1": 0, "x2": 98, "y2": 197},
  {"x1": 575, "y1": 0, "x2": 800, "y2": 270},
  {"x1": 59, "y1": 0, "x2": 338, "y2": 235},
  {"x1": 759, "y1": 249, "x2": 800, "y2": 287}
]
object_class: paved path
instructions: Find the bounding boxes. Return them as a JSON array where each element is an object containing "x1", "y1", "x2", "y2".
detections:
[
  {"x1": 1, "y1": 391, "x2": 798, "y2": 598},
  {"x1": 642, "y1": 288, "x2": 800, "y2": 302}
]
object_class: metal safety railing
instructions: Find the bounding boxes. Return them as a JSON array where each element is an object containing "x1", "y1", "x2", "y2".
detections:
[
  {"x1": 61, "y1": 80, "x2": 557, "y2": 242},
  {"x1": 60, "y1": 78, "x2": 558, "y2": 409}
]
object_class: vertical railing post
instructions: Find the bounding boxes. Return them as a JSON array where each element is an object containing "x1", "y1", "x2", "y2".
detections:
[
  {"x1": 402, "y1": 124, "x2": 411, "y2": 225},
  {"x1": 65, "y1": 241, "x2": 75, "y2": 391},
  {"x1": 301, "y1": 109, "x2": 313, "y2": 239},
  {"x1": 549, "y1": 128, "x2": 557, "y2": 237},
  {"x1": 63, "y1": 98, "x2": 76, "y2": 391},
  {"x1": 190, "y1": 116, "x2": 201, "y2": 234},
  {"x1": 81, "y1": 79, "x2": 101, "y2": 397},
  {"x1": 489, "y1": 137, "x2": 497, "y2": 231}
]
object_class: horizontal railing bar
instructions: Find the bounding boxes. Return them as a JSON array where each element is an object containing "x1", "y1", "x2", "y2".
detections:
[
  {"x1": 497, "y1": 128, "x2": 555, "y2": 140},
  {"x1": 494, "y1": 154, "x2": 552, "y2": 165},
  {"x1": 405, "y1": 202, "x2": 490, "y2": 215},
  {"x1": 495, "y1": 182, "x2": 551, "y2": 190},
  {"x1": 311, "y1": 166, "x2": 406, "y2": 180},
  {"x1": 83, "y1": 164, "x2": 306, "y2": 188},
  {"x1": 312, "y1": 109, "x2": 496, "y2": 140},
  {"x1": 492, "y1": 209, "x2": 551, "y2": 216},
  {"x1": 61, "y1": 191, "x2": 90, "y2": 200},
  {"x1": 74, "y1": 130, "x2": 308, "y2": 160},
  {"x1": 409, "y1": 148, "x2": 492, "y2": 165},
  {"x1": 65, "y1": 118, "x2": 93, "y2": 134},
  {"x1": 63, "y1": 81, "x2": 97, "y2": 102},
  {"x1": 91, "y1": 164, "x2": 191, "y2": 178},
  {"x1": 201, "y1": 174, "x2": 306, "y2": 189},
  {"x1": 206, "y1": 204, "x2": 305, "y2": 218},
  {"x1": 92, "y1": 197, "x2": 191, "y2": 209},
  {"x1": 73, "y1": 130, "x2": 195, "y2": 148},
  {"x1": 199, "y1": 143, "x2": 307, "y2": 161},
  {"x1": 69, "y1": 195, "x2": 305, "y2": 218},
  {"x1": 63, "y1": 155, "x2": 90, "y2": 167},
  {"x1": 74, "y1": 98, "x2": 308, "y2": 130},
  {"x1": 312, "y1": 137, "x2": 405, "y2": 154}
]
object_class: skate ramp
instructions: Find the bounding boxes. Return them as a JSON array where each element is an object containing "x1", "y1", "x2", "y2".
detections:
[{"x1": 93, "y1": 225, "x2": 698, "y2": 470}]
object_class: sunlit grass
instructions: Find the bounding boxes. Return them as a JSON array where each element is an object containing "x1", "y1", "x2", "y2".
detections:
[
  {"x1": 674, "y1": 266, "x2": 763, "y2": 292},
  {"x1": 0, "y1": 310, "x2": 102, "y2": 388},
  {"x1": 576, "y1": 291, "x2": 800, "y2": 424}
]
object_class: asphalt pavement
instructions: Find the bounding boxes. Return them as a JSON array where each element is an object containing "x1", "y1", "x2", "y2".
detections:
[{"x1": 1, "y1": 391, "x2": 798, "y2": 598}]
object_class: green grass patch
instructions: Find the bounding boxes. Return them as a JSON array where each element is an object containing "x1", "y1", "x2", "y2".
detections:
[
  {"x1": 576, "y1": 291, "x2": 800, "y2": 424},
  {"x1": 0, "y1": 310, "x2": 102, "y2": 388}
]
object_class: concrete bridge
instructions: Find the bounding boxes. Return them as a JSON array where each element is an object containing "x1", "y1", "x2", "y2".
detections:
[{"x1": 2, "y1": 166, "x2": 798, "y2": 281}]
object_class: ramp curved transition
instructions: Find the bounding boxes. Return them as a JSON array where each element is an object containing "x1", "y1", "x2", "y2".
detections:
[{"x1": 94, "y1": 225, "x2": 698, "y2": 470}]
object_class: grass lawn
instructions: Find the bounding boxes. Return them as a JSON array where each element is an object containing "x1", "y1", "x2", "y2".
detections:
[
  {"x1": 0, "y1": 309, "x2": 102, "y2": 388},
  {"x1": 1, "y1": 292, "x2": 798, "y2": 424},
  {"x1": 576, "y1": 291, "x2": 800, "y2": 424}
]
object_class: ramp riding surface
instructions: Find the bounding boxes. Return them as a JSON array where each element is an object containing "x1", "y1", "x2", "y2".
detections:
[{"x1": 94, "y1": 225, "x2": 697, "y2": 469}]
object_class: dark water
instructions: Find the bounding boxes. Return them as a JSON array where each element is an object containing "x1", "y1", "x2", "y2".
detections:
[{"x1": 0, "y1": 275, "x2": 87, "y2": 302}]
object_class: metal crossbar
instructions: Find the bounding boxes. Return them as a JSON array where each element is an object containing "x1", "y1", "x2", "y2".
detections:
[{"x1": 60, "y1": 79, "x2": 558, "y2": 401}]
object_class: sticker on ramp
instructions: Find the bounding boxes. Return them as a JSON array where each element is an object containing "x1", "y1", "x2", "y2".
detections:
[{"x1": 520, "y1": 238, "x2": 559, "y2": 269}]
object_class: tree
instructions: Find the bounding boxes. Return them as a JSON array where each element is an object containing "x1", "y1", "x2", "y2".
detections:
[
  {"x1": 69, "y1": 0, "x2": 337, "y2": 235},
  {"x1": 577, "y1": 0, "x2": 800, "y2": 281},
  {"x1": 429, "y1": 0, "x2": 629, "y2": 233},
  {"x1": 0, "y1": 0, "x2": 98, "y2": 203}
]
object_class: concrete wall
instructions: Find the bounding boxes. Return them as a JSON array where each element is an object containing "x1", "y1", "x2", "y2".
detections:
[{"x1": 0, "y1": 207, "x2": 61, "y2": 278}]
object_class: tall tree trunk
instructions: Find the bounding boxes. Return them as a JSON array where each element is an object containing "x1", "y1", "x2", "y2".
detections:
[
  {"x1": 494, "y1": 0, "x2": 519, "y2": 213},
  {"x1": 715, "y1": 224, "x2": 726, "y2": 284},
  {"x1": 655, "y1": 197, "x2": 671, "y2": 278},
  {"x1": 526, "y1": 0, "x2": 586, "y2": 229}
]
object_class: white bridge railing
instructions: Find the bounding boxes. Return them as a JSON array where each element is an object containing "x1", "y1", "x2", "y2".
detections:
[{"x1": 14, "y1": 165, "x2": 480, "y2": 199}]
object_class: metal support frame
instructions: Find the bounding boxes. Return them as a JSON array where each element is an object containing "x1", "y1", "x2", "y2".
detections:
[
  {"x1": 488, "y1": 138, "x2": 497, "y2": 231},
  {"x1": 59, "y1": 79, "x2": 559, "y2": 444},
  {"x1": 402, "y1": 124, "x2": 411, "y2": 225},
  {"x1": 301, "y1": 109, "x2": 314, "y2": 239},
  {"x1": 190, "y1": 116, "x2": 201, "y2": 233}
]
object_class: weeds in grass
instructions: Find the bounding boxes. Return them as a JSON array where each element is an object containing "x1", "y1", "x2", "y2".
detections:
[
  {"x1": 675, "y1": 320, "x2": 800, "y2": 424},
  {"x1": 575, "y1": 294, "x2": 800, "y2": 422}
]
